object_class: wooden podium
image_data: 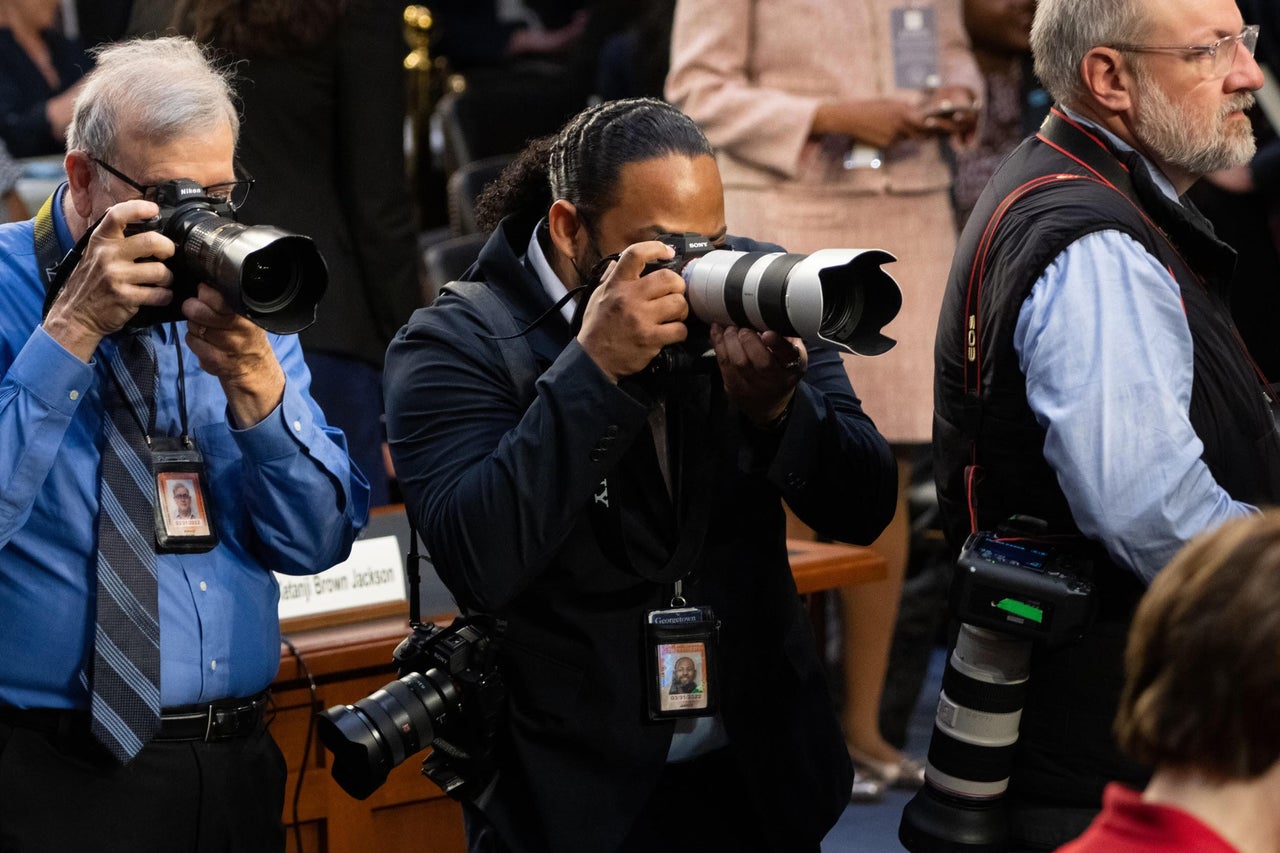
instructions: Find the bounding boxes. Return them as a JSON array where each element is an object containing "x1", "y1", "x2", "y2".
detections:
[{"x1": 270, "y1": 533, "x2": 885, "y2": 852}]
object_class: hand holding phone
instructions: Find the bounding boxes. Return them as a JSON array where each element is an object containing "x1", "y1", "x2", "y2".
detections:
[
  {"x1": 924, "y1": 100, "x2": 977, "y2": 121},
  {"x1": 919, "y1": 93, "x2": 980, "y2": 142}
]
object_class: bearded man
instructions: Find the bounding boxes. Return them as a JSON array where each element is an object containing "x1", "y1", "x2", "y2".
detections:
[
  {"x1": 932, "y1": 0, "x2": 1280, "y2": 849},
  {"x1": 669, "y1": 657, "x2": 700, "y2": 695}
]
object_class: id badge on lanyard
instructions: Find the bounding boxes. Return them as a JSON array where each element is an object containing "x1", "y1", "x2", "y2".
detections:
[
  {"x1": 104, "y1": 330, "x2": 220, "y2": 554},
  {"x1": 152, "y1": 437, "x2": 219, "y2": 553},
  {"x1": 890, "y1": 4, "x2": 940, "y2": 90},
  {"x1": 644, "y1": 583, "x2": 721, "y2": 720}
]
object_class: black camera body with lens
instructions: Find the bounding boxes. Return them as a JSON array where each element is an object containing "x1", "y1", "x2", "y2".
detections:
[
  {"x1": 638, "y1": 233, "x2": 719, "y2": 374},
  {"x1": 316, "y1": 615, "x2": 505, "y2": 802},
  {"x1": 899, "y1": 525, "x2": 1096, "y2": 853},
  {"x1": 633, "y1": 231, "x2": 902, "y2": 375},
  {"x1": 643, "y1": 232, "x2": 717, "y2": 275},
  {"x1": 949, "y1": 531, "x2": 1096, "y2": 647},
  {"x1": 122, "y1": 178, "x2": 327, "y2": 334}
]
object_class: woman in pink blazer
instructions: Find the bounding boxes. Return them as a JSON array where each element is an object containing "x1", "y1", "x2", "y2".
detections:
[{"x1": 668, "y1": 0, "x2": 982, "y2": 800}]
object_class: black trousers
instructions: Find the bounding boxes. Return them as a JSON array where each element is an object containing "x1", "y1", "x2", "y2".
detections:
[
  {"x1": 0, "y1": 715, "x2": 286, "y2": 853},
  {"x1": 464, "y1": 747, "x2": 823, "y2": 853}
]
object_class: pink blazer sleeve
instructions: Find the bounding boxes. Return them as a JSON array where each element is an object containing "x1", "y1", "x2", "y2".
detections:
[
  {"x1": 665, "y1": 0, "x2": 822, "y2": 179},
  {"x1": 667, "y1": 0, "x2": 982, "y2": 181}
]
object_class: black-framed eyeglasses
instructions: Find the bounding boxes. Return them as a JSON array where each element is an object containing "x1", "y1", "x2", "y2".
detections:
[
  {"x1": 90, "y1": 156, "x2": 255, "y2": 211},
  {"x1": 1109, "y1": 24, "x2": 1260, "y2": 79}
]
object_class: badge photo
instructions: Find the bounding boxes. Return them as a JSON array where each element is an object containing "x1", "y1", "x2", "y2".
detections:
[
  {"x1": 152, "y1": 439, "x2": 219, "y2": 553},
  {"x1": 158, "y1": 471, "x2": 211, "y2": 537},
  {"x1": 658, "y1": 643, "x2": 709, "y2": 713}
]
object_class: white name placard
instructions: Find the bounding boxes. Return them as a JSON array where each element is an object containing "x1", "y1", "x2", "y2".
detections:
[{"x1": 276, "y1": 535, "x2": 407, "y2": 621}]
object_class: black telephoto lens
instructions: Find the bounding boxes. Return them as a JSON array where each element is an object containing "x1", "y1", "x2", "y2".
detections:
[
  {"x1": 316, "y1": 669, "x2": 459, "y2": 800},
  {"x1": 180, "y1": 216, "x2": 327, "y2": 334},
  {"x1": 121, "y1": 179, "x2": 328, "y2": 334}
]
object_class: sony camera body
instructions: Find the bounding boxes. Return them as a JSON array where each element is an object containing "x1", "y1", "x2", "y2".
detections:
[
  {"x1": 642, "y1": 232, "x2": 717, "y2": 275},
  {"x1": 317, "y1": 615, "x2": 505, "y2": 802},
  {"x1": 123, "y1": 178, "x2": 327, "y2": 334},
  {"x1": 636, "y1": 232, "x2": 902, "y2": 374}
]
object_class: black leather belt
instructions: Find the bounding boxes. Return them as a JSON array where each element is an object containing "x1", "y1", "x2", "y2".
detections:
[
  {"x1": 0, "y1": 692, "x2": 269, "y2": 743},
  {"x1": 155, "y1": 693, "x2": 269, "y2": 741}
]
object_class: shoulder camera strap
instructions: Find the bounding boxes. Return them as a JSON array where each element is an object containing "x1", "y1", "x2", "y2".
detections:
[
  {"x1": 442, "y1": 280, "x2": 539, "y2": 406},
  {"x1": 36, "y1": 202, "x2": 108, "y2": 322}
]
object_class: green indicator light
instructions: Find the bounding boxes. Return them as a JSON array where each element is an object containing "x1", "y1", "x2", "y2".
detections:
[{"x1": 996, "y1": 598, "x2": 1044, "y2": 623}]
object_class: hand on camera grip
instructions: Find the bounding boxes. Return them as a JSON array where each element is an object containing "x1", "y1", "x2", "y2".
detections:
[{"x1": 578, "y1": 241, "x2": 688, "y2": 382}]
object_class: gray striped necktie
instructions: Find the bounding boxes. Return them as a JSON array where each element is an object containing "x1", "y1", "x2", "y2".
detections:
[{"x1": 91, "y1": 332, "x2": 161, "y2": 763}]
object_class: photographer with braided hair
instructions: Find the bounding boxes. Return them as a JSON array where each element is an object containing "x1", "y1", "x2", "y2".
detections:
[{"x1": 383, "y1": 97, "x2": 896, "y2": 853}]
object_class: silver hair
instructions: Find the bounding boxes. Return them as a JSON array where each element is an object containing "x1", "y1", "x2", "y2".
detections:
[
  {"x1": 66, "y1": 36, "x2": 239, "y2": 162},
  {"x1": 1031, "y1": 0, "x2": 1146, "y2": 109}
]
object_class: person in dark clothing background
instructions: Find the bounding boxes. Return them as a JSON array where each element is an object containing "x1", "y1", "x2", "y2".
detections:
[
  {"x1": 0, "y1": 0, "x2": 92, "y2": 157},
  {"x1": 1186, "y1": 0, "x2": 1280, "y2": 382},
  {"x1": 172, "y1": 0, "x2": 422, "y2": 507},
  {"x1": 587, "y1": 0, "x2": 676, "y2": 102},
  {"x1": 425, "y1": 0, "x2": 589, "y2": 75},
  {"x1": 950, "y1": 0, "x2": 1052, "y2": 227}
]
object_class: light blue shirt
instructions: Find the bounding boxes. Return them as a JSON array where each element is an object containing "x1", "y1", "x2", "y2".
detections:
[
  {"x1": 0, "y1": 186, "x2": 370, "y2": 709},
  {"x1": 1013, "y1": 114, "x2": 1255, "y2": 583}
]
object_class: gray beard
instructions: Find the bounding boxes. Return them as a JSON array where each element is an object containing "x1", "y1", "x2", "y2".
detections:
[{"x1": 1132, "y1": 73, "x2": 1257, "y2": 178}]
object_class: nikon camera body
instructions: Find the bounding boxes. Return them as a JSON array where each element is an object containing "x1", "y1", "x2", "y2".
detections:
[{"x1": 123, "y1": 178, "x2": 327, "y2": 334}]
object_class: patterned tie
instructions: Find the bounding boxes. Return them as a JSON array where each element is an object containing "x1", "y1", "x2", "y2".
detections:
[{"x1": 91, "y1": 332, "x2": 162, "y2": 763}]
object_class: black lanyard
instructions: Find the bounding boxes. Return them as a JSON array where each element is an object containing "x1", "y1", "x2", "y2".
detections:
[{"x1": 32, "y1": 189, "x2": 193, "y2": 445}]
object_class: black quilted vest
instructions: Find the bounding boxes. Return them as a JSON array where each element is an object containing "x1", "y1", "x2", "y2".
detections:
[{"x1": 933, "y1": 109, "x2": 1280, "y2": 810}]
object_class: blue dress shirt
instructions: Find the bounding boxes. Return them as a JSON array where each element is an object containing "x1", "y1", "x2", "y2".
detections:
[
  {"x1": 1012, "y1": 113, "x2": 1255, "y2": 583},
  {"x1": 0, "y1": 186, "x2": 370, "y2": 709}
]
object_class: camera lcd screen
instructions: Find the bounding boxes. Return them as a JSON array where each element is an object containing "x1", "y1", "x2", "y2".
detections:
[{"x1": 970, "y1": 536, "x2": 1050, "y2": 572}]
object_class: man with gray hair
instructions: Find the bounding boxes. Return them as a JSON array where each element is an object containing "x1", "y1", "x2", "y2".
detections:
[
  {"x1": 0, "y1": 36, "x2": 368, "y2": 852},
  {"x1": 933, "y1": 0, "x2": 1280, "y2": 848}
]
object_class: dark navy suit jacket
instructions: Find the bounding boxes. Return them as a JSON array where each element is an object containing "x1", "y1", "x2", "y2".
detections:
[{"x1": 384, "y1": 215, "x2": 896, "y2": 853}]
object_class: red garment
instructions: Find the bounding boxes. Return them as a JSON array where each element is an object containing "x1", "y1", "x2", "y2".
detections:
[{"x1": 1056, "y1": 783, "x2": 1240, "y2": 853}]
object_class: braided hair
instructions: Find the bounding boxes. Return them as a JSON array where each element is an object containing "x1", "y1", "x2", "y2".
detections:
[{"x1": 473, "y1": 97, "x2": 714, "y2": 233}]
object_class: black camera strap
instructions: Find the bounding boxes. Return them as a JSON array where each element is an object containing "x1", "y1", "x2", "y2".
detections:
[
  {"x1": 441, "y1": 280, "x2": 543, "y2": 406},
  {"x1": 34, "y1": 192, "x2": 108, "y2": 322},
  {"x1": 405, "y1": 510, "x2": 427, "y2": 628},
  {"x1": 36, "y1": 196, "x2": 194, "y2": 438}
]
